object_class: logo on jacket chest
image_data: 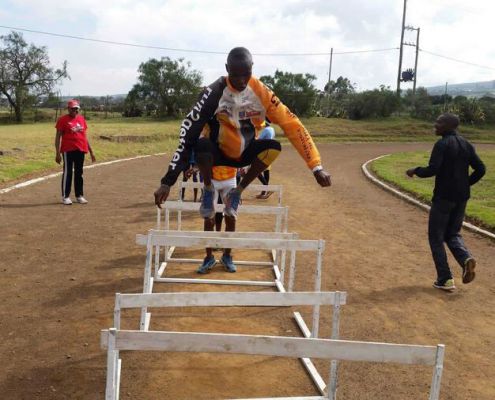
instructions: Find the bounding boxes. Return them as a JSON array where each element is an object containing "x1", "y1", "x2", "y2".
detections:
[{"x1": 217, "y1": 97, "x2": 262, "y2": 120}]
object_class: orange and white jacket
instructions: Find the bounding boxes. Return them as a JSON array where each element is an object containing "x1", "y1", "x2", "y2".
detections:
[{"x1": 161, "y1": 75, "x2": 321, "y2": 186}]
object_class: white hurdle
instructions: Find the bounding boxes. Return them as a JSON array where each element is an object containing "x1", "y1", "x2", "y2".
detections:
[
  {"x1": 178, "y1": 180, "x2": 284, "y2": 205},
  {"x1": 138, "y1": 230, "x2": 300, "y2": 291},
  {"x1": 137, "y1": 229, "x2": 323, "y2": 292},
  {"x1": 155, "y1": 201, "x2": 289, "y2": 267},
  {"x1": 108, "y1": 291, "x2": 347, "y2": 400},
  {"x1": 101, "y1": 326, "x2": 445, "y2": 400}
]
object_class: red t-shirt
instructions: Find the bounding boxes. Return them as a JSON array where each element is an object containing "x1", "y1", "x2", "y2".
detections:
[{"x1": 56, "y1": 114, "x2": 89, "y2": 153}]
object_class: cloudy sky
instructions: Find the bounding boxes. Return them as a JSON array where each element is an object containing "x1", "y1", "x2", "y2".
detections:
[{"x1": 1, "y1": 0, "x2": 493, "y2": 96}]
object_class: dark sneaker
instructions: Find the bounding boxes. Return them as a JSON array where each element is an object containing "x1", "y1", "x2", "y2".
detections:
[
  {"x1": 433, "y1": 278, "x2": 456, "y2": 291},
  {"x1": 199, "y1": 186, "x2": 215, "y2": 219},
  {"x1": 221, "y1": 253, "x2": 237, "y2": 273},
  {"x1": 224, "y1": 188, "x2": 241, "y2": 218},
  {"x1": 462, "y1": 258, "x2": 476, "y2": 284},
  {"x1": 256, "y1": 191, "x2": 273, "y2": 200},
  {"x1": 197, "y1": 255, "x2": 216, "y2": 274}
]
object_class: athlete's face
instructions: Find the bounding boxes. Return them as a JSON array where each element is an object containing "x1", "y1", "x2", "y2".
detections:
[{"x1": 226, "y1": 61, "x2": 252, "y2": 92}]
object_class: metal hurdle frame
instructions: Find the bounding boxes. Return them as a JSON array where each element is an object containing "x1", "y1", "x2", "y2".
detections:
[
  {"x1": 178, "y1": 180, "x2": 284, "y2": 205},
  {"x1": 136, "y1": 230, "x2": 329, "y2": 395},
  {"x1": 108, "y1": 291, "x2": 347, "y2": 400},
  {"x1": 102, "y1": 327, "x2": 445, "y2": 400}
]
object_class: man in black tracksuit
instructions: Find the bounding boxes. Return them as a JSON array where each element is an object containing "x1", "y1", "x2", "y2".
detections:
[{"x1": 407, "y1": 113, "x2": 485, "y2": 291}]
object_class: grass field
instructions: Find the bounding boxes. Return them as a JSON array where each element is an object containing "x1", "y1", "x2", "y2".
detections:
[
  {"x1": 370, "y1": 150, "x2": 495, "y2": 231},
  {"x1": 1, "y1": 115, "x2": 494, "y2": 185},
  {"x1": 0, "y1": 118, "x2": 179, "y2": 183}
]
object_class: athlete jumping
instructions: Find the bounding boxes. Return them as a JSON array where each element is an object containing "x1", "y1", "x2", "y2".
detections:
[{"x1": 154, "y1": 47, "x2": 331, "y2": 217}]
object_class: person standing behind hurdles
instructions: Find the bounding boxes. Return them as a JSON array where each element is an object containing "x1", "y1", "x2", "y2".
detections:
[
  {"x1": 181, "y1": 150, "x2": 200, "y2": 202},
  {"x1": 256, "y1": 123, "x2": 276, "y2": 199},
  {"x1": 406, "y1": 112, "x2": 485, "y2": 291},
  {"x1": 197, "y1": 165, "x2": 238, "y2": 274},
  {"x1": 154, "y1": 47, "x2": 331, "y2": 215},
  {"x1": 55, "y1": 99, "x2": 96, "y2": 205}
]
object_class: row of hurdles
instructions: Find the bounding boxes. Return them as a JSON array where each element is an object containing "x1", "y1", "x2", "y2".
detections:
[{"x1": 101, "y1": 181, "x2": 445, "y2": 399}]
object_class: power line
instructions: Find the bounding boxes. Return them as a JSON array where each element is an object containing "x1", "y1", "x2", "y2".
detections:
[
  {"x1": 420, "y1": 48, "x2": 495, "y2": 71},
  {"x1": 0, "y1": 24, "x2": 398, "y2": 57},
  {"x1": 333, "y1": 47, "x2": 398, "y2": 55}
]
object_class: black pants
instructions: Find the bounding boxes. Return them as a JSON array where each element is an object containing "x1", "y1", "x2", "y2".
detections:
[
  {"x1": 258, "y1": 170, "x2": 270, "y2": 194},
  {"x1": 428, "y1": 198, "x2": 471, "y2": 283},
  {"x1": 195, "y1": 137, "x2": 281, "y2": 168},
  {"x1": 62, "y1": 151, "x2": 85, "y2": 198}
]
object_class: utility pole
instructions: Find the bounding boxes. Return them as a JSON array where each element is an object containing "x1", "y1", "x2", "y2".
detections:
[
  {"x1": 328, "y1": 47, "x2": 333, "y2": 85},
  {"x1": 396, "y1": 0, "x2": 407, "y2": 95},
  {"x1": 412, "y1": 27, "x2": 420, "y2": 96},
  {"x1": 397, "y1": 0, "x2": 420, "y2": 98},
  {"x1": 444, "y1": 82, "x2": 449, "y2": 111}
]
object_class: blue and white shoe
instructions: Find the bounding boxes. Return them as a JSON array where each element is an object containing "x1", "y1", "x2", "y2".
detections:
[
  {"x1": 224, "y1": 188, "x2": 241, "y2": 218},
  {"x1": 197, "y1": 255, "x2": 216, "y2": 274},
  {"x1": 221, "y1": 253, "x2": 237, "y2": 273},
  {"x1": 199, "y1": 186, "x2": 215, "y2": 219}
]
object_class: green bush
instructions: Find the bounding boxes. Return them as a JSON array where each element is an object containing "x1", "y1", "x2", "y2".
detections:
[
  {"x1": 346, "y1": 86, "x2": 400, "y2": 120},
  {"x1": 448, "y1": 98, "x2": 485, "y2": 124},
  {"x1": 479, "y1": 98, "x2": 495, "y2": 124}
]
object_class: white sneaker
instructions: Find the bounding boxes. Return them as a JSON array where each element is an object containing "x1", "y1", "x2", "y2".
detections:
[
  {"x1": 62, "y1": 197, "x2": 72, "y2": 205},
  {"x1": 76, "y1": 196, "x2": 88, "y2": 204}
]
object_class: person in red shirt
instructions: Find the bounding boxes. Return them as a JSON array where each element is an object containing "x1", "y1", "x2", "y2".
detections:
[{"x1": 55, "y1": 99, "x2": 96, "y2": 205}]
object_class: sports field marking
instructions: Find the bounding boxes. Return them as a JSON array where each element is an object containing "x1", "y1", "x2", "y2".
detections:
[{"x1": 0, "y1": 153, "x2": 166, "y2": 195}]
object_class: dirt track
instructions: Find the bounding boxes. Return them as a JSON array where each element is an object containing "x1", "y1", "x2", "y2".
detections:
[{"x1": 1, "y1": 143, "x2": 494, "y2": 400}]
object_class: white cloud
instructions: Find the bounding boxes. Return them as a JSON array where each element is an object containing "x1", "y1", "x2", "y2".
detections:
[{"x1": 1, "y1": 0, "x2": 493, "y2": 95}]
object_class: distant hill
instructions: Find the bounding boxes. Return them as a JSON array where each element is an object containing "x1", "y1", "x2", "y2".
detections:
[
  {"x1": 426, "y1": 80, "x2": 495, "y2": 98},
  {"x1": 60, "y1": 94, "x2": 127, "y2": 101}
]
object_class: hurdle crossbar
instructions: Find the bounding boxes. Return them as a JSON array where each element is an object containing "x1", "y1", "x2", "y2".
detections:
[{"x1": 101, "y1": 328, "x2": 445, "y2": 400}]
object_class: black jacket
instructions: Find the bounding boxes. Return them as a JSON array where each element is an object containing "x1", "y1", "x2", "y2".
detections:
[{"x1": 415, "y1": 131, "x2": 485, "y2": 201}]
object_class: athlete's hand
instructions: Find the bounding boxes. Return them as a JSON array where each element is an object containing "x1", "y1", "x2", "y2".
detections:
[
  {"x1": 154, "y1": 184, "x2": 171, "y2": 208},
  {"x1": 184, "y1": 166, "x2": 196, "y2": 179},
  {"x1": 314, "y1": 169, "x2": 332, "y2": 187},
  {"x1": 406, "y1": 168, "x2": 416, "y2": 177},
  {"x1": 55, "y1": 153, "x2": 62, "y2": 164}
]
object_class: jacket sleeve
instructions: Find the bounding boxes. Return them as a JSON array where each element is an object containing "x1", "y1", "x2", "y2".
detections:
[
  {"x1": 468, "y1": 145, "x2": 486, "y2": 185},
  {"x1": 253, "y1": 79, "x2": 321, "y2": 170},
  {"x1": 415, "y1": 140, "x2": 444, "y2": 178},
  {"x1": 160, "y1": 83, "x2": 220, "y2": 186}
]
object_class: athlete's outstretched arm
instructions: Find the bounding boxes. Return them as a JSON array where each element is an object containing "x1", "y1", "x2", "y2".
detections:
[{"x1": 258, "y1": 81, "x2": 331, "y2": 187}]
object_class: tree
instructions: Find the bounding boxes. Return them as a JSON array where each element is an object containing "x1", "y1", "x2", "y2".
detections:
[
  {"x1": 317, "y1": 76, "x2": 356, "y2": 117},
  {"x1": 260, "y1": 70, "x2": 318, "y2": 116},
  {"x1": 125, "y1": 57, "x2": 202, "y2": 117},
  {"x1": 0, "y1": 31, "x2": 68, "y2": 122},
  {"x1": 324, "y1": 76, "x2": 355, "y2": 99}
]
